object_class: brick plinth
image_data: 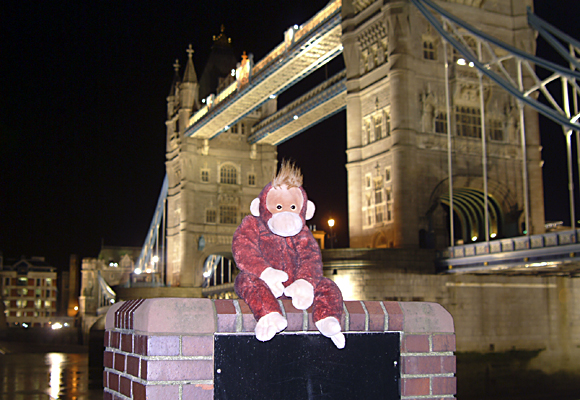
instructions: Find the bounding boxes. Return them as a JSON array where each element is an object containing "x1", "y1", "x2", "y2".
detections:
[{"x1": 104, "y1": 299, "x2": 456, "y2": 399}]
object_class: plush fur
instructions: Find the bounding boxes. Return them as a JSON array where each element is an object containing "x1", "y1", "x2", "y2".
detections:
[{"x1": 233, "y1": 179, "x2": 344, "y2": 342}]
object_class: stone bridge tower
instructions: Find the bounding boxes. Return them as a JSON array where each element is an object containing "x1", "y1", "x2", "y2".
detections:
[
  {"x1": 341, "y1": 0, "x2": 544, "y2": 249},
  {"x1": 165, "y1": 33, "x2": 277, "y2": 288}
]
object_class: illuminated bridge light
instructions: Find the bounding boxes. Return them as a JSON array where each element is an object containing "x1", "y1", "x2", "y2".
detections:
[{"x1": 293, "y1": 115, "x2": 298, "y2": 120}]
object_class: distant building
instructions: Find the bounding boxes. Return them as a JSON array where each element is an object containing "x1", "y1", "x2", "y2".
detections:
[
  {"x1": 79, "y1": 246, "x2": 140, "y2": 317},
  {"x1": 0, "y1": 257, "x2": 57, "y2": 327}
]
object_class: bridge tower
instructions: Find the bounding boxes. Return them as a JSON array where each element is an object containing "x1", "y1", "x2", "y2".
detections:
[
  {"x1": 164, "y1": 32, "x2": 277, "y2": 288},
  {"x1": 341, "y1": 0, "x2": 544, "y2": 249}
]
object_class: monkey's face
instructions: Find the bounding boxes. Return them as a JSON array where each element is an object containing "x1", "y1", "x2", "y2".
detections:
[{"x1": 265, "y1": 185, "x2": 304, "y2": 237}]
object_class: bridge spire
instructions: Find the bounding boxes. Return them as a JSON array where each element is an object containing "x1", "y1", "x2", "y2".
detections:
[
  {"x1": 183, "y1": 44, "x2": 198, "y2": 84},
  {"x1": 168, "y1": 59, "x2": 181, "y2": 97}
]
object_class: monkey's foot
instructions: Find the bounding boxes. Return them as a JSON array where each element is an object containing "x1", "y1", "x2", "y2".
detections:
[
  {"x1": 255, "y1": 312, "x2": 287, "y2": 342},
  {"x1": 315, "y1": 316, "x2": 346, "y2": 349}
]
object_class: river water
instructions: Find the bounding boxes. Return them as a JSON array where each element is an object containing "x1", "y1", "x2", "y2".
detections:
[
  {"x1": 1, "y1": 344, "x2": 579, "y2": 399},
  {"x1": 0, "y1": 351, "x2": 102, "y2": 400}
]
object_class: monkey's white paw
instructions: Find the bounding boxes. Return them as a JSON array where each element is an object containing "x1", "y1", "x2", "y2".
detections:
[
  {"x1": 260, "y1": 267, "x2": 288, "y2": 298},
  {"x1": 255, "y1": 312, "x2": 287, "y2": 342},
  {"x1": 284, "y1": 279, "x2": 314, "y2": 310},
  {"x1": 315, "y1": 316, "x2": 345, "y2": 349}
]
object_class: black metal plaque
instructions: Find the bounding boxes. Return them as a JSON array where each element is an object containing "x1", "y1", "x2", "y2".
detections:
[{"x1": 214, "y1": 332, "x2": 400, "y2": 400}]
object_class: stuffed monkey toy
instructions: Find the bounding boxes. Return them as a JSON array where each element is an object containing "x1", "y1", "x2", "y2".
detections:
[{"x1": 232, "y1": 161, "x2": 345, "y2": 348}]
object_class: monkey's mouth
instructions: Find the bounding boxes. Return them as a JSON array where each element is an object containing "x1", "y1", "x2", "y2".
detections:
[{"x1": 268, "y1": 212, "x2": 303, "y2": 237}]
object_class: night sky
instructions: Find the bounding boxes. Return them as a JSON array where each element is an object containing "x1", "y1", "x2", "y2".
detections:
[{"x1": 1, "y1": 1, "x2": 578, "y2": 270}]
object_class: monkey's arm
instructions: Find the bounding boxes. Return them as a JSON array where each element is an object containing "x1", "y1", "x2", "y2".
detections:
[
  {"x1": 293, "y1": 229, "x2": 324, "y2": 285},
  {"x1": 232, "y1": 216, "x2": 273, "y2": 277},
  {"x1": 233, "y1": 216, "x2": 288, "y2": 297}
]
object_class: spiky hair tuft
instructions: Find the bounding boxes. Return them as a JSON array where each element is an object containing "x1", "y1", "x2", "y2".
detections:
[{"x1": 272, "y1": 160, "x2": 303, "y2": 189}]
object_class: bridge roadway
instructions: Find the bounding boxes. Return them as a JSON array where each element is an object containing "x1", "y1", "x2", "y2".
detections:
[
  {"x1": 248, "y1": 70, "x2": 346, "y2": 145},
  {"x1": 185, "y1": 0, "x2": 343, "y2": 141},
  {"x1": 436, "y1": 230, "x2": 580, "y2": 277}
]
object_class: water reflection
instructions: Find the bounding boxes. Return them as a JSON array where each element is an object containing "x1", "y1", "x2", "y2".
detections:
[{"x1": 0, "y1": 352, "x2": 101, "y2": 400}]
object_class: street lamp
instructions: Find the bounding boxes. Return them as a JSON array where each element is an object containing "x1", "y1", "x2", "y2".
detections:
[{"x1": 328, "y1": 218, "x2": 335, "y2": 249}]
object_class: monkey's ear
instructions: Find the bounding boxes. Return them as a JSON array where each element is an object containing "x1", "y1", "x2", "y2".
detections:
[
  {"x1": 305, "y1": 200, "x2": 315, "y2": 220},
  {"x1": 250, "y1": 198, "x2": 260, "y2": 216}
]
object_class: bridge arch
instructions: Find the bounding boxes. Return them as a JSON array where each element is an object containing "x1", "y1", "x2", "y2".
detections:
[
  {"x1": 200, "y1": 251, "x2": 237, "y2": 289},
  {"x1": 427, "y1": 177, "x2": 520, "y2": 246}
]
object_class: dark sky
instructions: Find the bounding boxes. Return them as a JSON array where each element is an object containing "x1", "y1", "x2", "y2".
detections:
[{"x1": 1, "y1": 1, "x2": 578, "y2": 270}]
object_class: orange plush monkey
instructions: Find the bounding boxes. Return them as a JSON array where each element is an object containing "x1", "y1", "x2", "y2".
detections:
[{"x1": 232, "y1": 161, "x2": 345, "y2": 348}]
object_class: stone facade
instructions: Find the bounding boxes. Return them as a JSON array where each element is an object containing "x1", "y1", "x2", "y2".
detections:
[
  {"x1": 324, "y1": 255, "x2": 580, "y2": 373},
  {"x1": 341, "y1": 0, "x2": 544, "y2": 250},
  {"x1": 164, "y1": 40, "x2": 277, "y2": 288}
]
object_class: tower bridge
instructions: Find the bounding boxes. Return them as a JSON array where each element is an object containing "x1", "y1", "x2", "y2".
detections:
[{"x1": 83, "y1": 0, "x2": 580, "y2": 312}]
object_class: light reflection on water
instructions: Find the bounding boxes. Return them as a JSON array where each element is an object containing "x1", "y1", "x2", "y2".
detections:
[{"x1": 0, "y1": 352, "x2": 102, "y2": 400}]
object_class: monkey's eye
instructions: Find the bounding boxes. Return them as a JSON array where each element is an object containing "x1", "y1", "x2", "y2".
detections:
[
  {"x1": 290, "y1": 204, "x2": 296, "y2": 210},
  {"x1": 276, "y1": 204, "x2": 282, "y2": 210}
]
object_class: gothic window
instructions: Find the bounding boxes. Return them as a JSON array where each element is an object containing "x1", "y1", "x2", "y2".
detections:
[
  {"x1": 385, "y1": 186, "x2": 393, "y2": 222},
  {"x1": 365, "y1": 174, "x2": 372, "y2": 189},
  {"x1": 219, "y1": 205, "x2": 238, "y2": 224},
  {"x1": 488, "y1": 120, "x2": 504, "y2": 141},
  {"x1": 385, "y1": 167, "x2": 391, "y2": 182},
  {"x1": 374, "y1": 114, "x2": 382, "y2": 140},
  {"x1": 423, "y1": 41, "x2": 436, "y2": 60},
  {"x1": 365, "y1": 120, "x2": 371, "y2": 144},
  {"x1": 435, "y1": 112, "x2": 448, "y2": 134},
  {"x1": 375, "y1": 187, "x2": 383, "y2": 204},
  {"x1": 231, "y1": 124, "x2": 238, "y2": 134},
  {"x1": 240, "y1": 123, "x2": 246, "y2": 135},
  {"x1": 220, "y1": 164, "x2": 237, "y2": 184},
  {"x1": 206, "y1": 209, "x2": 216, "y2": 224},
  {"x1": 248, "y1": 173, "x2": 256, "y2": 186},
  {"x1": 201, "y1": 169, "x2": 210, "y2": 183},
  {"x1": 374, "y1": 177, "x2": 385, "y2": 225},
  {"x1": 456, "y1": 106, "x2": 481, "y2": 138},
  {"x1": 375, "y1": 206, "x2": 384, "y2": 223},
  {"x1": 384, "y1": 112, "x2": 391, "y2": 137}
]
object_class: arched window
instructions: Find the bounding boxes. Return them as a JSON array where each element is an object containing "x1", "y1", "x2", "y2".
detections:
[{"x1": 220, "y1": 165, "x2": 237, "y2": 184}]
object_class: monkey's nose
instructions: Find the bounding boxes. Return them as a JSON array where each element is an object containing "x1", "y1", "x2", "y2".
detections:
[{"x1": 268, "y1": 212, "x2": 303, "y2": 237}]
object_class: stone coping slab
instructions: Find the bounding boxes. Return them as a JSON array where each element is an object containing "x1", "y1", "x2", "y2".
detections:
[{"x1": 105, "y1": 298, "x2": 454, "y2": 335}]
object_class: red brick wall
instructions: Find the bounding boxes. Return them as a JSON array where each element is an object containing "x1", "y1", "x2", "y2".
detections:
[{"x1": 104, "y1": 299, "x2": 456, "y2": 399}]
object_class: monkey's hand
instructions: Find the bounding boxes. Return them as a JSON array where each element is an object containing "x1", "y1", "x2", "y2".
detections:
[
  {"x1": 255, "y1": 312, "x2": 288, "y2": 342},
  {"x1": 260, "y1": 267, "x2": 288, "y2": 298},
  {"x1": 316, "y1": 316, "x2": 345, "y2": 349},
  {"x1": 284, "y1": 279, "x2": 314, "y2": 310}
]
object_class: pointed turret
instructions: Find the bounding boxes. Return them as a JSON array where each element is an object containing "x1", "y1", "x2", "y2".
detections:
[
  {"x1": 167, "y1": 59, "x2": 181, "y2": 119},
  {"x1": 183, "y1": 45, "x2": 198, "y2": 84},
  {"x1": 178, "y1": 44, "x2": 200, "y2": 134},
  {"x1": 166, "y1": 59, "x2": 182, "y2": 153},
  {"x1": 179, "y1": 44, "x2": 200, "y2": 113},
  {"x1": 169, "y1": 59, "x2": 181, "y2": 97}
]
